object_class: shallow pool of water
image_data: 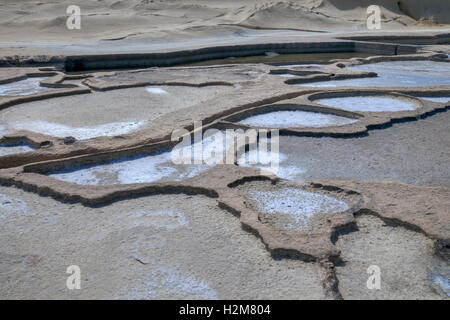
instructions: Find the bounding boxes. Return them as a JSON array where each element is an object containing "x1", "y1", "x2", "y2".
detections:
[
  {"x1": 300, "y1": 61, "x2": 450, "y2": 87},
  {"x1": 316, "y1": 96, "x2": 416, "y2": 112},
  {"x1": 0, "y1": 78, "x2": 45, "y2": 96},
  {"x1": 237, "y1": 110, "x2": 358, "y2": 128}
]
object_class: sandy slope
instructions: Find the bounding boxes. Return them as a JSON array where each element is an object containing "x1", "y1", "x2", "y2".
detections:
[{"x1": 0, "y1": 0, "x2": 448, "y2": 45}]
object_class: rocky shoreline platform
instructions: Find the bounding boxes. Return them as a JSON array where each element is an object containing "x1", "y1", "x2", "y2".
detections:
[{"x1": 0, "y1": 1, "x2": 449, "y2": 300}]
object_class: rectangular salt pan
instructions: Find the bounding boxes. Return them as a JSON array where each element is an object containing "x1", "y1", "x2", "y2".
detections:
[{"x1": 247, "y1": 188, "x2": 349, "y2": 230}]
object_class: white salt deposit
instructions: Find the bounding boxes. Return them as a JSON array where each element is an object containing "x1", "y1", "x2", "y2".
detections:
[
  {"x1": 237, "y1": 147, "x2": 305, "y2": 181},
  {"x1": 278, "y1": 64, "x2": 321, "y2": 68},
  {"x1": 49, "y1": 134, "x2": 228, "y2": 185},
  {"x1": 0, "y1": 193, "x2": 30, "y2": 221},
  {"x1": 0, "y1": 78, "x2": 45, "y2": 96},
  {"x1": 278, "y1": 74, "x2": 298, "y2": 78},
  {"x1": 416, "y1": 97, "x2": 450, "y2": 103},
  {"x1": 145, "y1": 87, "x2": 168, "y2": 94},
  {"x1": 265, "y1": 51, "x2": 280, "y2": 57},
  {"x1": 0, "y1": 143, "x2": 34, "y2": 156},
  {"x1": 247, "y1": 188, "x2": 349, "y2": 229},
  {"x1": 316, "y1": 97, "x2": 416, "y2": 112},
  {"x1": 10, "y1": 120, "x2": 145, "y2": 140},
  {"x1": 0, "y1": 124, "x2": 10, "y2": 137},
  {"x1": 237, "y1": 110, "x2": 358, "y2": 128}
]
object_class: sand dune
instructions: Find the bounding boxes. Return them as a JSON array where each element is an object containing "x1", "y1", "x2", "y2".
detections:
[{"x1": 0, "y1": 0, "x2": 448, "y2": 44}]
